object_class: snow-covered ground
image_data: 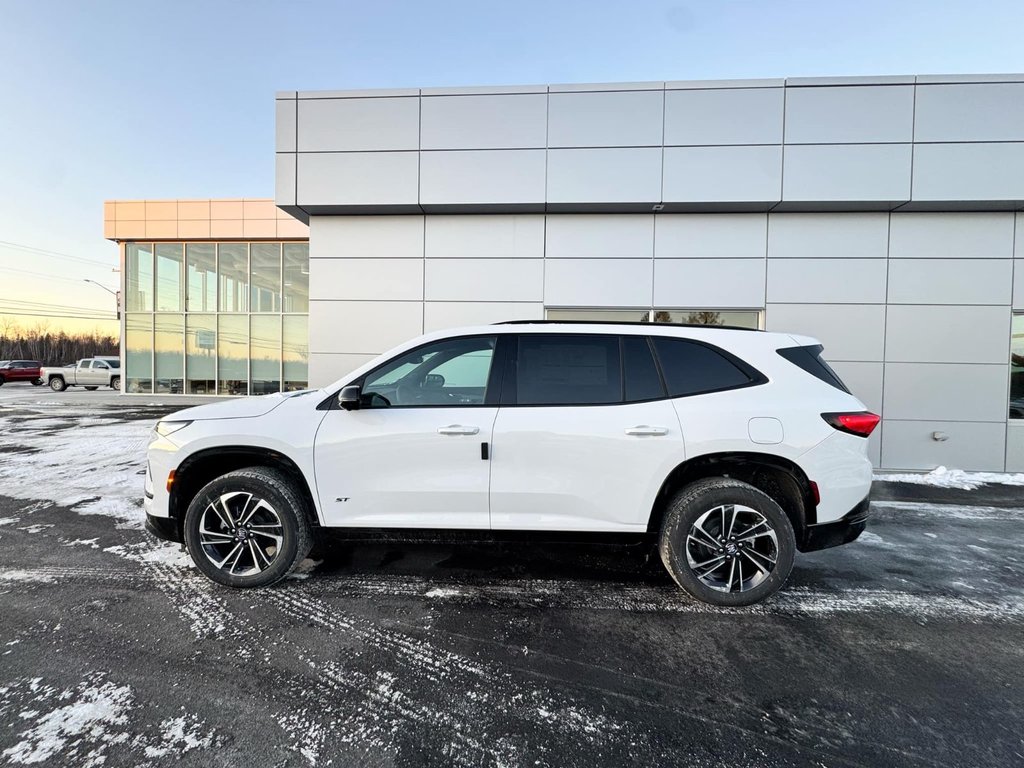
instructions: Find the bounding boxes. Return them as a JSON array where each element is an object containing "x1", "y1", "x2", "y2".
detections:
[{"x1": 876, "y1": 465, "x2": 1024, "y2": 490}]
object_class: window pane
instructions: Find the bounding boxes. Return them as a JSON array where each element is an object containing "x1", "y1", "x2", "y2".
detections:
[
  {"x1": 623, "y1": 336, "x2": 664, "y2": 402},
  {"x1": 154, "y1": 314, "x2": 184, "y2": 394},
  {"x1": 653, "y1": 310, "x2": 760, "y2": 329},
  {"x1": 283, "y1": 243, "x2": 309, "y2": 313},
  {"x1": 155, "y1": 243, "x2": 183, "y2": 312},
  {"x1": 363, "y1": 336, "x2": 495, "y2": 407},
  {"x1": 1010, "y1": 315, "x2": 1024, "y2": 419},
  {"x1": 546, "y1": 308, "x2": 650, "y2": 323},
  {"x1": 252, "y1": 315, "x2": 281, "y2": 395},
  {"x1": 126, "y1": 313, "x2": 152, "y2": 393},
  {"x1": 218, "y1": 244, "x2": 249, "y2": 312},
  {"x1": 126, "y1": 243, "x2": 153, "y2": 311},
  {"x1": 186, "y1": 244, "x2": 216, "y2": 312},
  {"x1": 283, "y1": 316, "x2": 308, "y2": 391},
  {"x1": 251, "y1": 243, "x2": 281, "y2": 312},
  {"x1": 186, "y1": 314, "x2": 216, "y2": 394},
  {"x1": 218, "y1": 315, "x2": 248, "y2": 395},
  {"x1": 517, "y1": 335, "x2": 621, "y2": 405},
  {"x1": 652, "y1": 337, "x2": 754, "y2": 397}
]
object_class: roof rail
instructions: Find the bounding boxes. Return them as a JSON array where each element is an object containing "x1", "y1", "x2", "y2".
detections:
[{"x1": 493, "y1": 320, "x2": 762, "y2": 332}]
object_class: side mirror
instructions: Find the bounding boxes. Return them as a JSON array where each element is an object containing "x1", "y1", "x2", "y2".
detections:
[{"x1": 338, "y1": 385, "x2": 361, "y2": 411}]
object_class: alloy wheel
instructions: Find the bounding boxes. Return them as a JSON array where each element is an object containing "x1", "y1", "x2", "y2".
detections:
[
  {"x1": 685, "y1": 504, "x2": 779, "y2": 593},
  {"x1": 198, "y1": 491, "x2": 285, "y2": 577}
]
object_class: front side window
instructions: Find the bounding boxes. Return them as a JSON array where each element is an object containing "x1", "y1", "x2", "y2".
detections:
[
  {"x1": 516, "y1": 335, "x2": 621, "y2": 405},
  {"x1": 652, "y1": 337, "x2": 757, "y2": 397},
  {"x1": 1011, "y1": 315, "x2": 1024, "y2": 419},
  {"x1": 361, "y1": 336, "x2": 496, "y2": 408}
]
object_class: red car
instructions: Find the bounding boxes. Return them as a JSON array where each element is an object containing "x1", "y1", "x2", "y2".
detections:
[{"x1": 0, "y1": 360, "x2": 44, "y2": 386}]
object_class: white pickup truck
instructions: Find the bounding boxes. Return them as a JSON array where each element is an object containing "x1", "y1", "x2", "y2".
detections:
[{"x1": 42, "y1": 357, "x2": 121, "y2": 392}]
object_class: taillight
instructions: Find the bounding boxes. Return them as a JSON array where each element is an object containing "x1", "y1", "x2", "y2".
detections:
[{"x1": 822, "y1": 411, "x2": 880, "y2": 437}]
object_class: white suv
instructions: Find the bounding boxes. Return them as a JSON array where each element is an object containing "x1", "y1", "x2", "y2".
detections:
[{"x1": 145, "y1": 322, "x2": 877, "y2": 606}]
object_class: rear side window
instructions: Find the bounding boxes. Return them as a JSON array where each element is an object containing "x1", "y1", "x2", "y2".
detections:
[
  {"x1": 777, "y1": 345, "x2": 850, "y2": 393},
  {"x1": 652, "y1": 337, "x2": 760, "y2": 397},
  {"x1": 516, "y1": 335, "x2": 621, "y2": 405},
  {"x1": 622, "y1": 336, "x2": 665, "y2": 402}
]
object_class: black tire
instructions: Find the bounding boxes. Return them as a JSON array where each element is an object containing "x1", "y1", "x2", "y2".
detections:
[
  {"x1": 0, "y1": 377, "x2": 4, "y2": 387},
  {"x1": 183, "y1": 467, "x2": 313, "y2": 588},
  {"x1": 84, "y1": 386, "x2": 98, "y2": 391},
  {"x1": 49, "y1": 377, "x2": 66, "y2": 392},
  {"x1": 32, "y1": 379, "x2": 42, "y2": 386},
  {"x1": 659, "y1": 477, "x2": 795, "y2": 607},
  {"x1": 110, "y1": 376, "x2": 120, "y2": 391}
]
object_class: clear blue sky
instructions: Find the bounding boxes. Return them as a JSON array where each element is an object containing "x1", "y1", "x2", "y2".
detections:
[{"x1": 1, "y1": 0, "x2": 1022, "y2": 333}]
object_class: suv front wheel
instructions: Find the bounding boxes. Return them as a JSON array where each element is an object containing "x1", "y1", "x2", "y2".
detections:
[
  {"x1": 659, "y1": 478, "x2": 795, "y2": 607},
  {"x1": 183, "y1": 467, "x2": 313, "y2": 588}
]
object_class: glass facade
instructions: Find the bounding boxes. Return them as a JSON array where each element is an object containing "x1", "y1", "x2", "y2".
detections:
[
  {"x1": 1011, "y1": 314, "x2": 1024, "y2": 420},
  {"x1": 125, "y1": 241, "x2": 309, "y2": 395}
]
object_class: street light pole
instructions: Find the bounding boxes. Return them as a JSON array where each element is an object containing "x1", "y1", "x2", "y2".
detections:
[{"x1": 83, "y1": 279, "x2": 120, "y2": 320}]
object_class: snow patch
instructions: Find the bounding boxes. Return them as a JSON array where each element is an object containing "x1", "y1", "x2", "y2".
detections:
[
  {"x1": 424, "y1": 587, "x2": 462, "y2": 599},
  {"x1": 876, "y1": 465, "x2": 1024, "y2": 490},
  {"x1": 0, "y1": 570, "x2": 56, "y2": 584},
  {"x1": 0, "y1": 517, "x2": 19, "y2": 526}
]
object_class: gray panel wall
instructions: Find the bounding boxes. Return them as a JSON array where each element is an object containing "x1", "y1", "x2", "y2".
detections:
[
  {"x1": 277, "y1": 75, "x2": 1024, "y2": 214},
  {"x1": 307, "y1": 210, "x2": 1020, "y2": 471}
]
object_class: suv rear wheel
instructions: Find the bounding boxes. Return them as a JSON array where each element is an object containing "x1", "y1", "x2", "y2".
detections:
[
  {"x1": 183, "y1": 467, "x2": 313, "y2": 588},
  {"x1": 659, "y1": 477, "x2": 795, "y2": 607}
]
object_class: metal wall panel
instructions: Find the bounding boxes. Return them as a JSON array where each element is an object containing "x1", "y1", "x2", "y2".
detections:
[
  {"x1": 887, "y1": 259, "x2": 1012, "y2": 304},
  {"x1": 544, "y1": 258, "x2": 654, "y2": 307},
  {"x1": 545, "y1": 214, "x2": 654, "y2": 258},
  {"x1": 883, "y1": 362, "x2": 1009, "y2": 422},
  {"x1": 297, "y1": 97, "x2": 420, "y2": 152},
  {"x1": 653, "y1": 259, "x2": 766, "y2": 308},
  {"x1": 767, "y1": 213, "x2": 889, "y2": 258},
  {"x1": 309, "y1": 258, "x2": 423, "y2": 302},
  {"x1": 888, "y1": 213, "x2": 1014, "y2": 258},
  {"x1": 914, "y1": 83, "x2": 1024, "y2": 142},
  {"x1": 912, "y1": 143, "x2": 1024, "y2": 202},
  {"x1": 663, "y1": 87, "x2": 784, "y2": 145},
  {"x1": 767, "y1": 258, "x2": 887, "y2": 304},
  {"x1": 547, "y1": 90, "x2": 664, "y2": 147},
  {"x1": 655, "y1": 214, "x2": 767, "y2": 259},
  {"x1": 784, "y1": 85, "x2": 914, "y2": 143},
  {"x1": 420, "y1": 94, "x2": 548, "y2": 149},
  {"x1": 547, "y1": 148, "x2": 662, "y2": 204},
  {"x1": 662, "y1": 145, "x2": 782, "y2": 203},
  {"x1": 297, "y1": 152, "x2": 419, "y2": 207},
  {"x1": 884, "y1": 305, "x2": 1011, "y2": 364},
  {"x1": 765, "y1": 304, "x2": 885, "y2": 361},
  {"x1": 309, "y1": 300, "x2": 423, "y2": 355},
  {"x1": 425, "y1": 215, "x2": 544, "y2": 259},
  {"x1": 424, "y1": 259, "x2": 543, "y2": 302},
  {"x1": 882, "y1": 420, "x2": 1006, "y2": 471},
  {"x1": 423, "y1": 301, "x2": 543, "y2": 332},
  {"x1": 420, "y1": 150, "x2": 547, "y2": 205},
  {"x1": 782, "y1": 144, "x2": 912, "y2": 202},
  {"x1": 311, "y1": 215, "x2": 424, "y2": 259}
]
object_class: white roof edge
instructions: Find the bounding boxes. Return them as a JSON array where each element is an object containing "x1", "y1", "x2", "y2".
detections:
[{"x1": 785, "y1": 75, "x2": 916, "y2": 86}]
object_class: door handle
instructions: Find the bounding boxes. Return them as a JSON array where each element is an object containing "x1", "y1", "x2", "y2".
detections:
[
  {"x1": 624, "y1": 425, "x2": 669, "y2": 437},
  {"x1": 437, "y1": 425, "x2": 480, "y2": 436}
]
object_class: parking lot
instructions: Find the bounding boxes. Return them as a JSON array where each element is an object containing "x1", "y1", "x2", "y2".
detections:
[{"x1": 0, "y1": 385, "x2": 1022, "y2": 767}]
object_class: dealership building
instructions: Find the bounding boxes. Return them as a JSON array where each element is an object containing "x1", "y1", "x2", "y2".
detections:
[{"x1": 109, "y1": 73, "x2": 1024, "y2": 472}]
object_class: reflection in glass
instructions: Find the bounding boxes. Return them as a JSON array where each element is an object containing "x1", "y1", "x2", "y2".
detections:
[
  {"x1": 545, "y1": 308, "x2": 761, "y2": 329},
  {"x1": 250, "y1": 243, "x2": 281, "y2": 312},
  {"x1": 126, "y1": 243, "x2": 153, "y2": 311},
  {"x1": 218, "y1": 244, "x2": 248, "y2": 312},
  {"x1": 1010, "y1": 315, "x2": 1024, "y2": 419},
  {"x1": 155, "y1": 243, "x2": 184, "y2": 312},
  {"x1": 218, "y1": 315, "x2": 248, "y2": 395},
  {"x1": 251, "y1": 316, "x2": 281, "y2": 395},
  {"x1": 283, "y1": 316, "x2": 308, "y2": 391},
  {"x1": 186, "y1": 244, "x2": 216, "y2": 312},
  {"x1": 126, "y1": 313, "x2": 153, "y2": 393},
  {"x1": 154, "y1": 314, "x2": 184, "y2": 394},
  {"x1": 283, "y1": 243, "x2": 309, "y2": 313},
  {"x1": 186, "y1": 314, "x2": 216, "y2": 394}
]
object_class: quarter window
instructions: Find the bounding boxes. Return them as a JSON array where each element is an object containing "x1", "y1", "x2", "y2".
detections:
[
  {"x1": 516, "y1": 335, "x2": 621, "y2": 405},
  {"x1": 623, "y1": 336, "x2": 664, "y2": 402},
  {"x1": 652, "y1": 337, "x2": 756, "y2": 397},
  {"x1": 361, "y1": 336, "x2": 496, "y2": 408}
]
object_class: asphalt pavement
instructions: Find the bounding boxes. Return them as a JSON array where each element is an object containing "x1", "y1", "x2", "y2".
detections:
[{"x1": 0, "y1": 385, "x2": 1022, "y2": 767}]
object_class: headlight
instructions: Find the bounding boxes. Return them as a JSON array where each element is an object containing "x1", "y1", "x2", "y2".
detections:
[{"x1": 155, "y1": 420, "x2": 192, "y2": 437}]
